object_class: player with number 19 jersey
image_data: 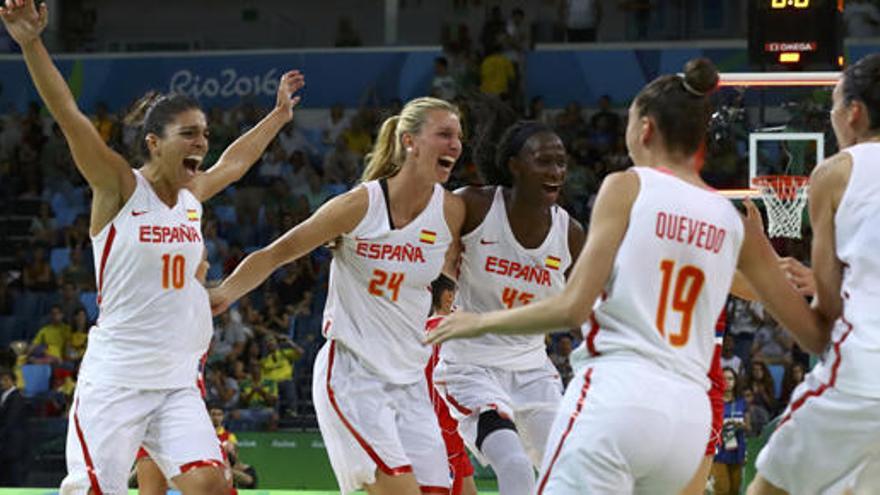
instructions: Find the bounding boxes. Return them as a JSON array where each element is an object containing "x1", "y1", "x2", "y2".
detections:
[
  {"x1": 79, "y1": 170, "x2": 212, "y2": 390},
  {"x1": 580, "y1": 167, "x2": 743, "y2": 387}
]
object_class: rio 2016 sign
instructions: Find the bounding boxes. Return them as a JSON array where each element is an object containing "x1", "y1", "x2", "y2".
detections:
[{"x1": 169, "y1": 67, "x2": 281, "y2": 99}]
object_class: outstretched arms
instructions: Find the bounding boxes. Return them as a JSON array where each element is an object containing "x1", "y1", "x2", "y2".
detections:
[{"x1": 190, "y1": 70, "x2": 305, "y2": 202}]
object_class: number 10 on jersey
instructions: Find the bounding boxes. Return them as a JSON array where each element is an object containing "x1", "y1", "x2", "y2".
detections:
[
  {"x1": 655, "y1": 259, "x2": 705, "y2": 347},
  {"x1": 162, "y1": 254, "x2": 185, "y2": 290}
]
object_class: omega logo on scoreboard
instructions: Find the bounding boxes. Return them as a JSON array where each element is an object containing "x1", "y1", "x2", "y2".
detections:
[{"x1": 748, "y1": 0, "x2": 844, "y2": 69}]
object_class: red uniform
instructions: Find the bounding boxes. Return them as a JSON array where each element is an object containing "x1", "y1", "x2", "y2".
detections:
[
  {"x1": 705, "y1": 309, "x2": 727, "y2": 456},
  {"x1": 426, "y1": 316, "x2": 474, "y2": 495}
]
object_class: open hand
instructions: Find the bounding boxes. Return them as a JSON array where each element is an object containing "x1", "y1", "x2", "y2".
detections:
[
  {"x1": 742, "y1": 198, "x2": 766, "y2": 233},
  {"x1": 276, "y1": 70, "x2": 305, "y2": 120},
  {"x1": 0, "y1": 0, "x2": 49, "y2": 47},
  {"x1": 424, "y1": 311, "x2": 485, "y2": 345}
]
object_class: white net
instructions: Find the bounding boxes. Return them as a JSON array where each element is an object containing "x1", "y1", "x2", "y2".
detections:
[{"x1": 753, "y1": 176, "x2": 810, "y2": 239}]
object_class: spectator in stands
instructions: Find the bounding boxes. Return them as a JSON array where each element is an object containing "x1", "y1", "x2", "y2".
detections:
[
  {"x1": 480, "y1": 43, "x2": 515, "y2": 101},
  {"x1": 228, "y1": 443, "x2": 257, "y2": 489},
  {"x1": 57, "y1": 281, "x2": 82, "y2": 323},
  {"x1": 65, "y1": 306, "x2": 89, "y2": 365},
  {"x1": 549, "y1": 334, "x2": 574, "y2": 387},
  {"x1": 0, "y1": 367, "x2": 28, "y2": 486},
  {"x1": 562, "y1": 0, "x2": 601, "y2": 42},
  {"x1": 480, "y1": 5, "x2": 507, "y2": 56},
  {"x1": 342, "y1": 111, "x2": 373, "y2": 158},
  {"x1": 719, "y1": 333, "x2": 742, "y2": 375},
  {"x1": 323, "y1": 134, "x2": 360, "y2": 187},
  {"x1": 712, "y1": 367, "x2": 748, "y2": 495},
  {"x1": 278, "y1": 116, "x2": 318, "y2": 163},
  {"x1": 590, "y1": 94, "x2": 621, "y2": 151},
  {"x1": 29, "y1": 201, "x2": 57, "y2": 246},
  {"x1": 212, "y1": 309, "x2": 253, "y2": 363},
  {"x1": 554, "y1": 101, "x2": 588, "y2": 146},
  {"x1": 28, "y1": 304, "x2": 70, "y2": 364},
  {"x1": 256, "y1": 141, "x2": 291, "y2": 186},
  {"x1": 431, "y1": 56, "x2": 459, "y2": 102},
  {"x1": 60, "y1": 247, "x2": 94, "y2": 291},
  {"x1": 22, "y1": 244, "x2": 55, "y2": 291},
  {"x1": 235, "y1": 362, "x2": 279, "y2": 430},
  {"x1": 744, "y1": 360, "x2": 777, "y2": 413},
  {"x1": 525, "y1": 96, "x2": 553, "y2": 126},
  {"x1": 321, "y1": 103, "x2": 351, "y2": 146},
  {"x1": 262, "y1": 291, "x2": 291, "y2": 335},
  {"x1": 779, "y1": 361, "x2": 806, "y2": 407},
  {"x1": 260, "y1": 334, "x2": 303, "y2": 417},
  {"x1": 91, "y1": 101, "x2": 117, "y2": 144},
  {"x1": 743, "y1": 387, "x2": 770, "y2": 438},
  {"x1": 750, "y1": 313, "x2": 793, "y2": 365},
  {"x1": 206, "y1": 365, "x2": 240, "y2": 412},
  {"x1": 303, "y1": 167, "x2": 332, "y2": 212},
  {"x1": 0, "y1": 273, "x2": 13, "y2": 316},
  {"x1": 63, "y1": 213, "x2": 90, "y2": 252}
]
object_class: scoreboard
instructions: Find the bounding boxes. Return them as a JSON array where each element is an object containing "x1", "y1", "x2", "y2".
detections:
[{"x1": 748, "y1": 0, "x2": 844, "y2": 70}]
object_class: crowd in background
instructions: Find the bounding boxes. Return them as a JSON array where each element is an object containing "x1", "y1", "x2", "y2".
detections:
[{"x1": 0, "y1": 3, "x2": 822, "y2": 489}]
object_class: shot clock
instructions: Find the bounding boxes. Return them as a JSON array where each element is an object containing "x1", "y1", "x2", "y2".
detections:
[{"x1": 748, "y1": 0, "x2": 844, "y2": 70}]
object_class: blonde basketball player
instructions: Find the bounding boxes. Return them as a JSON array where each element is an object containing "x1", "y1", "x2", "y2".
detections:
[
  {"x1": 428, "y1": 58, "x2": 827, "y2": 494},
  {"x1": 209, "y1": 97, "x2": 466, "y2": 495},
  {"x1": 0, "y1": 3, "x2": 304, "y2": 494},
  {"x1": 435, "y1": 120, "x2": 585, "y2": 495},
  {"x1": 749, "y1": 53, "x2": 880, "y2": 495}
]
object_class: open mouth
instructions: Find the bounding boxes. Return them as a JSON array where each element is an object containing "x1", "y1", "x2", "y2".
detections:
[
  {"x1": 437, "y1": 156, "x2": 456, "y2": 170},
  {"x1": 542, "y1": 183, "x2": 562, "y2": 194},
  {"x1": 183, "y1": 155, "x2": 203, "y2": 175}
]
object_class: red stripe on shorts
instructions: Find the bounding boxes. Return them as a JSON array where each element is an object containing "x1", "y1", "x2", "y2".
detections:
[
  {"x1": 73, "y1": 397, "x2": 104, "y2": 495},
  {"x1": 444, "y1": 392, "x2": 473, "y2": 416},
  {"x1": 97, "y1": 224, "x2": 117, "y2": 306},
  {"x1": 779, "y1": 315, "x2": 854, "y2": 428},
  {"x1": 180, "y1": 459, "x2": 225, "y2": 473},
  {"x1": 420, "y1": 485, "x2": 450, "y2": 494},
  {"x1": 326, "y1": 340, "x2": 413, "y2": 476},
  {"x1": 537, "y1": 367, "x2": 594, "y2": 495}
]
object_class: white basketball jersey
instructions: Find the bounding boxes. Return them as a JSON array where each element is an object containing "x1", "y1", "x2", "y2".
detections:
[
  {"x1": 79, "y1": 170, "x2": 212, "y2": 389},
  {"x1": 323, "y1": 180, "x2": 451, "y2": 384},
  {"x1": 441, "y1": 187, "x2": 572, "y2": 370},
  {"x1": 573, "y1": 167, "x2": 744, "y2": 390},
  {"x1": 810, "y1": 142, "x2": 880, "y2": 398}
]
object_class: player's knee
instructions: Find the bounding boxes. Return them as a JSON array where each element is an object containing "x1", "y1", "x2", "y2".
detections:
[
  {"x1": 475, "y1": 410, "x2": 516, "y2": 451},
  {"x1": 175, "y1": 465, "x2": 228, "y2": 495}
]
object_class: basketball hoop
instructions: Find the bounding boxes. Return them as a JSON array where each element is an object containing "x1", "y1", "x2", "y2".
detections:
[{"x1": 752, "y1": 175, "x2": 810, "y2": 239}]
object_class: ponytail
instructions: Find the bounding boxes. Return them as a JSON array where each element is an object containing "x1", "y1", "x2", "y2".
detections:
[
  {"x1": 361, "y1": 115, "x2": 403, "y2": 182},
  {"x1": 360, "y1": 96, "x2": 460, "y2": 183}
]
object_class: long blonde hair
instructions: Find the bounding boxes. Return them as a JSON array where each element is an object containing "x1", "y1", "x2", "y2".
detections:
[{"x1": 361, "y1": 97, "x2": 460, "y2": 182}]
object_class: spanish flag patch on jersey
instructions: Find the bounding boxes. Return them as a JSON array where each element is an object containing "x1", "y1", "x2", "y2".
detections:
[
  {"x1": 419, "y1": 229, "x2": 437, "y2": 245},
  {"x1": 187, "y1": 209, "x2": 200, "y2": 222},
  {"x1": 545, "y1": 255, "x2": 561, "y2": 270}
]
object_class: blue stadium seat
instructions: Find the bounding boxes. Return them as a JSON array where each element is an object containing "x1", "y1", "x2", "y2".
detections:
[
  {"x1": 21, "y1": 364, "x2": 52, "y2": 398},
  {"x1": 80, "y1": 292, "x2": 98, "y2": 322},
  {"x1": 0, "y1": 315, "x2": 15, "y2": 347},
  {"x1": 768, "y1": 364, "x2": 786, "y2": 399},
  {"x1": 213, "y1": 205, "x2": 237, "y2": 224},
  {"x1": 49, "y1": 248, "x2": 71, "y2": 275}
]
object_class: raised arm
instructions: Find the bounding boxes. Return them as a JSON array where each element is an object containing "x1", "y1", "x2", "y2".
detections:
[
  {"x1": 190, "y1": 70, "x2": 305, "y2": 202},
  {"x1": 428, "y1": 170, "x2": 637, "y2": 343},
  {"x1": 209, "y1": 186, "x2": 368, "y2": 314},
  {"x1": 736, "y1": 197, "x2": 828, "y2": 354},
  {"x1": 1, "y1": 0, "x2": 134, "y2": 203}
]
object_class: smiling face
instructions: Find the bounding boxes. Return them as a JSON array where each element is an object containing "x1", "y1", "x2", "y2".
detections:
[
  {"x1": 404, "y1": 109, "x2": 463, "y2": 184},
  {"x1": 511, "y1": 131, "x2": 567, "y2": 205},
  {"x1": 146, "y1": 108, "x2": 209, "y2": 187}
]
